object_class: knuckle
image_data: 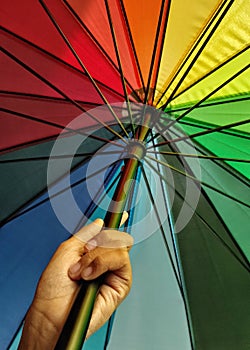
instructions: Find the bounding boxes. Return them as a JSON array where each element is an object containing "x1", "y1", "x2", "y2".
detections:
[
  {"x1": 93, "y1": 255, "x2": 109, "y2": 273},
  {"x1": 94, "y1": 254, "x2": 106, "y2": 267},
  {"x1": 80, "y1": 251, "x2": 95, "y2": 267},
  {"x1": 58, "y1": 240, "x2": 68, "y2": 249},
  {"x1": 58, "y1": 240, "x2": 71, "y2": 252},
  {"x1": 118, "y1": 247, "x2": 130, "y2": 259},
  {"x1": 85, "y1": 249, "x2": 97, "y2": 261}
]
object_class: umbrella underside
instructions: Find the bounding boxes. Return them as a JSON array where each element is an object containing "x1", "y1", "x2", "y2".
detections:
[{"x1": 0, "y1": 0, "x2": 249, "y2": 349}]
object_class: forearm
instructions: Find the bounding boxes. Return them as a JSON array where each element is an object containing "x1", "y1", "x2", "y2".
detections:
[{"x1": 18, "y1": 303, "x2": 60, "y2": 350}]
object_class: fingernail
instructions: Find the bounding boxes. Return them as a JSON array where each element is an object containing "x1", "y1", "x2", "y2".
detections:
[
  {"x1": 94, "y1": 218, "x2": 104, "y2": 227},
  {"x1": 69, "y1": 262, "x2": 81, "y2": 274},
  {"x1": 82, "y1": 266, "x2": 93, "y2": 278},
  {"x1": 85, "y1": 239, "x2": 97, "y2": 251}
]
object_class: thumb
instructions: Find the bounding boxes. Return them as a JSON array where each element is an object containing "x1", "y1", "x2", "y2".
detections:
[{"x1": 73, "y1": 218, "x2": 104, "y2": 244}]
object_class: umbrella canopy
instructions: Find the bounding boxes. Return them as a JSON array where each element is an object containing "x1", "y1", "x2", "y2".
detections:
[{"x1": 1, "y1": 0, "x2": 249, "y2": 349}]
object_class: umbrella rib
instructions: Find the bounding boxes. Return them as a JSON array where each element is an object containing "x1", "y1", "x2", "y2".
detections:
[
  {"x1": 146, "y1": 155, "x2": 250, "y2": 209},
  {"x1": 142, "y1": 163, "x2": 198, "y2": 347},
  {"x1": 39, "y1": 0, "x2": 129, "y2": 139},
  {"x1": 149, "y1": 96, "x2": 250, "y2": 145},
  {"x1": 150, "y1": 0, "x2": 172, "y2": 105},
  {"x1": 149, "y1": 132, "x2": 185, "y2": 282},
  {"x1": 1, "y1": 48, "x2": 129, "y2": 144},
  {"x1": 178, "y1": 119, "x2": 250, "y2": 140},
  {"x1": 1, "y1": 160, "x2": 123, "y2": 226},
  {"x1": 140, "y1": 119, "x2": 250, "y2": 148},
  {"x1": 118, "y1": 0, "x2": 145, "y2": 92},
  {"x1": 148, "y1": 131, "x2": 196, "y2": 349},
  {"x1": 0, "y1": 90, "x2": 101, "y2": 108},
  {"x1": 144, "y1": 158, "x2": 250, "y2": 273},
  {"x1": 161, "y1": 63, "x2": 250, "y2": 132},
  {"x1": 0, "y1": 150, "x2": 122, "y2": 164},
  {"x1": 168, "y1": 46, "x2": 250, "y2": 103},
  {"x1": 143, "y1": 0, "x2": 170, "y2": 105},
  {"x1": 156, "y1": 0, "x2": 234, "y2": 108},
  {"x1": 147, "y1": 150, "x2": 250, "y2": 163},
  {"x1": 61, "y1": 0, "x2": 142, "y2": 103},
  {"x1": 156, "y1": 120, "x2": 250, "y2": 186},
  {"x1": 72, "y1": 166, "x2": 124, "y2": 234},
  {"x1": 161, "y1": 135, "x2": 250, "y2": 271},
  {"x1": 0, "y1": 108, "x2": 126, "y2": 152},
  {"x1": 150, "y1": 118, "x2": 250, "y2": 149},
  {"x1": 169, "y1": 114, "x2": 250, "y2": 141},
  {"x1": 0, "y1": 134, "x2": 61, "y2": 155},
  {"x1": 140, "y1": 166, "x2": 184, "y2": 293},
  {"x1": 176, "y1": 190, "x2": 250, "y2": 273},
  {"x1": 103, "y1": 315, "x2": 115, "y2": 350},
  {"x1": 104, "y1": 0, "x2": 136, "y2": 137},
  {"x1": 0, "y1": 125, "x2": 125, "y2": 156},
  {"x1": 163, "y1": 95, "x2": 250, "y2": 114},
  {"x1": 0, "y1": 25, "x2": 125, "y2": 101}
]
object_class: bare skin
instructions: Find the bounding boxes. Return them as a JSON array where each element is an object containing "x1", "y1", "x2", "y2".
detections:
[{"x1": 18, "y1": 218, "x2": 133, "y2": 350}]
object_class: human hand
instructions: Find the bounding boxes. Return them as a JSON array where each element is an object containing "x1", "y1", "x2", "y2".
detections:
[{"x1": 18, "y1": 217, "x2": 133, "y2": 350}]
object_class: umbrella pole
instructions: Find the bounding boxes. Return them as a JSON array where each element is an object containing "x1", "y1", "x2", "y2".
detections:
[{"x1": 55, "y1": 112, "x2": 153, "y2": 349}]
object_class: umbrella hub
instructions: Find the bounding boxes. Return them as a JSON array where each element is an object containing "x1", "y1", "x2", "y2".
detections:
[{"x1": 126, "y1": 140, "x2": 146, "y2": 161}]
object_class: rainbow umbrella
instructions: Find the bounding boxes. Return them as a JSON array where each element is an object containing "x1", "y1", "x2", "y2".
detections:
[{"x1": 0, "y1": 0, "x2": 250, "y2": 349}]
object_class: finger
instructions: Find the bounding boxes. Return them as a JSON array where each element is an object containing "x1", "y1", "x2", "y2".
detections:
[
  {"x1": 69, "y1": 247, "x2": 131, "y2": 281},
  {"x1": 85, "y1": 229, "x2": 133, "y2": 250},
  {"x1": 120, "y1": 211, "x2": 129, "y2": 227},
  {"x1": 72, "y1": 218, "x2": 104, "y2": 244}
]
